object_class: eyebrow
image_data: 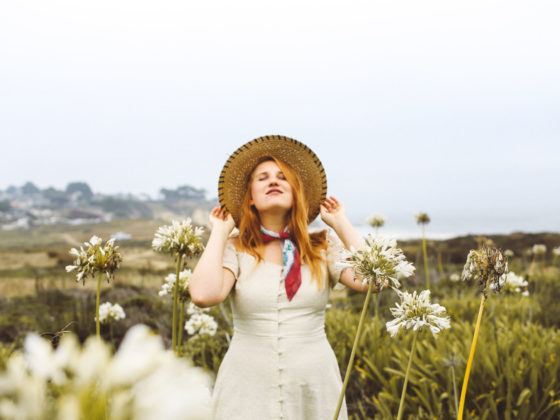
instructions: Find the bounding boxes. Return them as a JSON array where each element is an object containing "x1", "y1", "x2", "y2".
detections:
[{"x1": 256, "y1": 169, "x2": 284, "y2": 177}]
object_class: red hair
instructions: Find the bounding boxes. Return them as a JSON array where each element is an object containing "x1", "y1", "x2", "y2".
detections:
[{"x1": 237, "y1": 156, "x2": 327, "y2": 288}]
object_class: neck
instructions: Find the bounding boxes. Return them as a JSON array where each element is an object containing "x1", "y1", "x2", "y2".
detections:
[{"x1": 259, "y1": 212, "x2": 289, "y2": 233}]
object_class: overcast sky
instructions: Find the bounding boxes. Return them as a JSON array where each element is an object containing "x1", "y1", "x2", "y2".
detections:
[{"x1": 1, "y1": 0, "x2": 558, "y2": 237}]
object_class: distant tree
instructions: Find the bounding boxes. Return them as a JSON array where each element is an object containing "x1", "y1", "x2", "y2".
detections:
[
  {"x1": 22, "y1": 182, "x2": 40, "y2": 195},
  {"x1": 44, "y1": 187, "x2": 69, "y2": 206},
  {"x1": 65, "y1": 182, "x2": 93, "y2": 199},
  {"x1": 6, "y1": 185, "x2": 17, "y2": 194},
  {"x1": 159, "y1": 185, "x2": 206, "y2": 202},
  {"x1": 0, "y1": 200, "x2": 10, "y2": 212}
]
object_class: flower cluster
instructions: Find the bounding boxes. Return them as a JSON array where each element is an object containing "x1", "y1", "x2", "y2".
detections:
[
  {"x1": 152, "y1": 219, "x2": 204, "y2": 258},
  {"x1": 337, "y1": 235, "x2": 415, "y2": 288},
  {"x1": 0, "y1": 325, "x2": 212, "y2": 420},
  {"x1": 97, "y1": 302, "x2": 126, "y2": 324},
  {"x1": 65, "y1": 235, "x2": 122, "y2": 284},
  {"x1": 461, "y1": 246, "x2": 508, "y2": 295},
  {"x1": 449, "y1": 273, "x2": 460, "y2": 282},
  {"x1": 159, "y1": 269, "x2": 192, "y2": 302},
  {"x1": 532, "y1": 244, "x2": 547, "y2": 255},
  {"x1": 504, "y1": 249, "x2": 514, "y2": 258},
  {"x1": 492, "y1": 272, "x2": 529, "y2": 296},
  {"x1": 415, "y1": 212, "x2": 430, "y2": 225},
  {"x1": 553, "y1": 247, "x2": 560, "y2": 256},
  {"x1": 185, "y1": 313, "x2": 218, "y2": 337},
  {"x1": 366, "y1": 213, "x2": 386, "y2": 228},
  {"x1": 386, "y1": 289, "x2": 450, "y2": 337}
]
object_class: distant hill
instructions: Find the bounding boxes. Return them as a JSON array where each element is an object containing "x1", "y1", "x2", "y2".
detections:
[{"x1": 0, "y1": 182, "x2": 217, "y2": 230}]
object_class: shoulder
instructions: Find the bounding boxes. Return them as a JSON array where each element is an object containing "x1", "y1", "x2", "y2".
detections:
[{"x1": 227, "y1": 232, "x2": 241, "y2": 252}]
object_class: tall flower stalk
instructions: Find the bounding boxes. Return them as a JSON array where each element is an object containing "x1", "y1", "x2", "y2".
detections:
[
  {"x1": 386, "y1": 289, "x2": 450, "y2": 420},
  {"x1": 66, "y1": 236, "x2": 122, "y2": 338},
  {"x1": 415, "y1": 212, "x2": 431, "y2": 289},
  {"x1": 366, "y1": 212, "x2": 386, "y2": 320},
  {"x1": 152, "y1": 220, "x2": 204, "y2": 353},
  {"x1": 332, "y1": 235, "x2": 414, "y2": 420},
  {"x1": 458, "y1": 246, "x2": 508, "y2": 419}
]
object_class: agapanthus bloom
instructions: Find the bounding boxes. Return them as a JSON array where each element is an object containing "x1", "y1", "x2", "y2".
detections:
[
  {"x1": 461, "y1": 246, "x2": 508, "y2": 295},
  {"x1": 159, "y1": 269, "x2": 192, "y2": 302},
  {"x1": 366, "y1": 213, "x2": 386, "y2": 228},
  {"x1": 449, "y1": 273, "x2": 460, "y2": 282},
  {"x1": 553, "y1": 247, "x2": 560, "y2": 256},
  {"x1": 337, "y1": 235, "x2": 415, "y2": 288},
  {"x1": 152, "y1": 219, "x2": 204, "y2": 257},
  {"x1": 386, "y1": 289, "x2": 450, "y2": 337},
  {"x1": 0, "y1": 325, "x2": 212, "y2": 420},
  {"x1": 504, "y1": 249, "x2": 514, "y2": 258},
  {"x1": 493, "y1": 272, "x2": 529, "y2": 295},
  {"x1": 186, "y1": 301, "x2": 210, "y2": 316},
  {"x1": 65, "y1": 235, "x2": 122, "y2": 284},
  {"x1": 532, "y1": 244, "x2": 547, "y2": 255},
  {"x1": 415, "y1": 212, "x2": 430, "y2": 225},
  {"x1": 96, "y1": 302, "x2": 126, "y2": 324},
  {"x1": 185, "y1": 313, "x2": 218, "y2": 336}
]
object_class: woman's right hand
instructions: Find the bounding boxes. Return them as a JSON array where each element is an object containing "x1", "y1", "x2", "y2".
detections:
[{"x1": 209, "y1": 206, "x2": 236, "y2": 236}]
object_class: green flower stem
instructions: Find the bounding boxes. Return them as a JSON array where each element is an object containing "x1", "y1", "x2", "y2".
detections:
[
  {"x1": 171, "y1": 255, "x2": 183, "y2": 353},
  {"x1": 397, "y1": 331, "x2": 419, "y2": 420},
  {"x1": 422, "y1": 224, "x2": 430, "y2": 289},
  {"x1": 458, "y1": 292, "x2": 488, "y2": 419},
  {"x1": 96, "y1": 273, "x2": 102, "y2": 338},
  {"x1": 451, "y1": 365, "x2": 459, "y2": 417},
  {"x1": 109, "y1": 320, "x2": 114, "y2": 350},
  {"x1": 333, "y1": 279, "x2": 375, "y2": 420},
  {"x1": 177, "y1": 301, "x2": 185, "y2": 356}
]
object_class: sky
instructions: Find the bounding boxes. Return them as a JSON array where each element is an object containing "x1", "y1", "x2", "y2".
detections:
[{"x1": 1, "y1": 0, "x2": 559, "y2": 237}]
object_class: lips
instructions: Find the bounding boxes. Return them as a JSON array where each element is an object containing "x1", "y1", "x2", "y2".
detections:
[{"x1": 266, "y1": 189, "x2": 282, "y2": 195}]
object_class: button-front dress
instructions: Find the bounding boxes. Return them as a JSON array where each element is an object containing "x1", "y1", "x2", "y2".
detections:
[{"x1": 212, "y1": 232, "x2": 348, "y2": 420}]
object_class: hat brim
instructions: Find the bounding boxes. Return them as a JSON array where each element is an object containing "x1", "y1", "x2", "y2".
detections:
[{"x1": 218, "y1": 135, "x2": 327, "y2": 225}]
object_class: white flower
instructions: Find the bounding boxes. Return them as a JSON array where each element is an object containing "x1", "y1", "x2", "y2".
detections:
[
  {"x1": 152, "y1": 219, "x2": 205, "y2": 257},
  {"x1": 366, "y1": 213, "x2": 386, "y2": 228},
  {"x1": 186, "y1": 301, "x2": 210, "y2": 316},
  {"x1": 158, "y1": 269, "x2": 192, "y2": 301},
  {"x1": 494, "y1": 271, "x2": 529, "y2": 295},
  {"x1": 336, "y1": 234, "x2": 415, "y2": 287},
  {"x1": 504, "y1": 249, "x2": 514, "y2": 258},
  {"x1": 65, "y1": 235, "x2": 122, "y2": 285},
  {"x1": 0, "y1": 325, "x2": 212, "y2": 420},
  {"x1": 553, "y1": 247, "x2": 560, "y2": 256},
  {"x1": 96, "y1": 302, "x2": 126, "y2": 324},
  {"x1": 185, "y1": 313, "x2": 218, "y2": 336},
  {"x1": 386, "y1": 289, "x2": 450, "y2": 338},
  {"x1": 532, "y1": 244, "x2": 547, "y2": 255},
  {"x1": 449, "y1": 273, "x2": 460, "y2": 282}
]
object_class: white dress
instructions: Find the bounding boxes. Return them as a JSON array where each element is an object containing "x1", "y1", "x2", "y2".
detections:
[{"x1": 212, "y1": 232, "x2": 348, "y2": 420}]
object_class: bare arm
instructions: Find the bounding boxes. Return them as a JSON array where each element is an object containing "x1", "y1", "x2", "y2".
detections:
[
  {"x1": 189, "y1": 207, "x2": 237, "y2": 307},
  {"x1": 320, "y1": 196, "x2": 386, "y2": 293}
]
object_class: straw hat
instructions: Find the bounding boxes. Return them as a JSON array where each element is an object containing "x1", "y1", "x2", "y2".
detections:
[{"x1": 218, "y1": 135, "x2": 327, "y2": 225}]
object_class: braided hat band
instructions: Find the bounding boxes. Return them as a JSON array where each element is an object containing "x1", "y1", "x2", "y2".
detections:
[{"x1": 218, "y1": 135, "x2": 327, "y2": 225}]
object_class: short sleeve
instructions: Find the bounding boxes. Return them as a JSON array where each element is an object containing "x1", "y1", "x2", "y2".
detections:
[
  {"x1": 326, "y1": 231, "x2": 348, "y2": 290},
  {"x1": 222, "y1": 241, "x2": 239, "y2": 279}
]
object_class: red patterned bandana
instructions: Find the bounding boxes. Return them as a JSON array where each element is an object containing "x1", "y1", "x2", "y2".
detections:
[{"x1": 260, "y1": 227, "x2": 301, "y2": 301}]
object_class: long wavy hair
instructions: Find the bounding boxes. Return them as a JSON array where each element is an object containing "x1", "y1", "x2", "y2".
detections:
[{"x1": 237, "y1": 156, "x2": 328, "y2": 288}]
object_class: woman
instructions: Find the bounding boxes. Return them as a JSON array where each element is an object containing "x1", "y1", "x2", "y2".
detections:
[{"x1": 190, "y1": 135, "x2": 376, "y2": 420}]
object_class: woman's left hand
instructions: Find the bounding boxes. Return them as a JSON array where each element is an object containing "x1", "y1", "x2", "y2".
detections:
[{"x1": 320, "y1": 196, "x2": 348, "y2": 229}]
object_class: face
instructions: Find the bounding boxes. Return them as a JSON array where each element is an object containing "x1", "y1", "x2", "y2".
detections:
[{"x1": 249, "y1": 160, "x2": 294, "y2": 215}]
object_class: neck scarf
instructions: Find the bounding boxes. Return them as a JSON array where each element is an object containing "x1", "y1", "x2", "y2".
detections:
[{"x1": 260, "y1": 226, "x2": 301, "y2": 301}]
